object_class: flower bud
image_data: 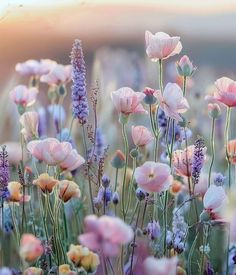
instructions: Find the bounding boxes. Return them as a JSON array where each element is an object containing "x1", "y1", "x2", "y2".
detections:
[
  {"x1": 102, "y1": 175, "x2": 110, "y2": 188},
  {"x1": 111, "y1": 150, "x2": 125, "y2": 169},
  {"x1": 112, "y1": 191, "x2": 119, "y2": 205},
  {"x1": 176, "y1": 55, "x2": 196, "y2": 77},
  {"x1": 208, "y1": 103, "x2": 221, "y2": 119},
  {"x1": 57, "y1": 84, "x2": 67, "y2": 97},
  {"x1": 143, "y1": 87, "x2": 157, "y2": 105},
  {"x1": 135, "y1": 188, "x2": 146, "y2": 201},
  {"x1": 200, "y1": 210, "x2": 211, "y2": 222},
  {"x1": 130, "y1": 148, "x2": 139, "y2": 158}
]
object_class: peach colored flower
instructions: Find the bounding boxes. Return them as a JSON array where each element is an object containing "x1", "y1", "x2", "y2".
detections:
[
  {"x1": 15, "y1": 59, "x2": 56, "y2": 77},
  {"x1": 155, "y1": 83, "x2": 189, "y2": 122},
  {"x1": 131, "y1": 126, "x2": 153, "y2": 147},
  {"x1": 213, "y1": 77, "x2": 236, "y2": 107},
  {"x1": 40, "y1": 64, "x2": 71, "y2": 85},
  {"x1": 203, "y1": 185, "x2": 228, "y2": 220},
  {"x1": 227, "y1": 139, "x2": 236, "y2": 164},
  {"x1": 67, "y1": 245, "x2": 100, "y2": 272},
  {"x1": 145, "y1": 30, "x2": 182, "y2": 61},
  {"x1": 172, "y1": 146, "x2": 194, "y2": 177},
  {"x1": 19, "y1": 111, "x2": 39, "y2": 141},
  {"x1": 143, "y1": 256, "x2": 178, "y2": 275},
  {"x1": 20, "y1": 234, "x2": 44, "y2": 262},
  {"x1": 134, "y1": 161, "x2": 172, "y2": 193},
  {"x1": 59, "y1": 264, "x2": 76, "y2": 275},
  {"x1": 59, "y1": 180, "x2": 81, "y2": 202},
  {"x1": 27, "y1": 138, "x2": 85, "y2": 170},
  {"x1": 79, "y1": 215, "x2": 134, "y2": 256},
  {"x1": 111, "y1": 87, "x2": 147, "y2": 116},
  {"x1": 9, "y1": 85, "x2": 38, "y2": 107},
  {"x1": 7, "y1": 181, "x2": 30, "y2": 202},
  {"x1": 33, "y1": 173, "x2": 58, "y2": 193},
  {"x1": 23, "y1": 267, "x2": 43, "y2": 275}
]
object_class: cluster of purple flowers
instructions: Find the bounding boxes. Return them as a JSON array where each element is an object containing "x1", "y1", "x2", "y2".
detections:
[
  {"x1": 0, "y1": 146, "x2": 10, "y2": 202},
  {"x1": 192, "y1": 137, "x2": 205, "y2": 185},
  {"x1": 70, "y1": 39, "x2": 89, "y2": 125}
]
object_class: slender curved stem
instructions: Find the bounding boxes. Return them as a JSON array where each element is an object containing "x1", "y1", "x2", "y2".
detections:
[
  {"x1": 188, "y1": 231, "x2": 199, "y2": 275},
  {"x1": 224, "y1": 107, "x2": 231, "y2": 188},
  {"x1": 208, "y1": 118, "x2": 216, "y2": 187},
  {"x1": 121, "y1": 122, "x2": 129, "y2": 221},
  {"x1": 159, "y1": 59, "x2": 164, "y2": 93}
]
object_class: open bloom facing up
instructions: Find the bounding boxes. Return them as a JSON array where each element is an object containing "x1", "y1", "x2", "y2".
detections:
[
  {"x1": 145, "y1": 31, "x2": 182, "y2": 61},
  {"x1": 79, "y1": 215, "x2": 134, "y2": 256},
  {"x1": 20, "y1": 111, "x2": 39, "y2": 141},
  {"x1": 155, "y1": 83, "x2": 189, "y2": 122},
  {"x1": 40, "y1": 64, "x2": 72, "y2": 85},
  {"x1": 10, "y1": 85, "x2": 38, "y2": 108},
  {"x1": 59, "y1": 180, "x2": 81, "y2": 202},
  {"x1": 67, "y1": 244, "x2": 100, "y2": 272},
  {"x1": 7, "y1": 181, "x2": 30, "y2": 202},
  {"x1": 132, "y1": 126, "x2": 153, "y2": 147},
  {"x1": 203, "y1": 185, "x2": 228, "y2": 220},
  {"x1": 33, "y1": 173, "x2": 58, "y2": 193},
  {"x1": 111, "y1": 87, "x2": 147, "y2": 116},
  {"x1": 134, "y1": 161, "x2": 172, "y2": 193},
  {"x1": 20, "y1": 234, "x2": 44, "y2": 262},
  {"x1": 27, "y1": 138, "x2": 85, "y2": 171},
  {"x1": 15, "y1": 59, "x2": 56, "y2": 77},
  {"x1": 172, "y1": 145, "x2": 194, "y2": 177},
  {"x1": 213, "y1": 77, "x2": 236, "y2": 107},
  {"x1": 227, "y1": 139, "x2": 236, "y2": 164},
  {"x1": 143, "y1": 256, "x2": 178, "y2": 275}
]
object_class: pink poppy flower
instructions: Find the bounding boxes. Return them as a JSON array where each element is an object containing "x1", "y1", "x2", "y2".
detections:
[
  {"x1": 79, "y1": 215, "x2": 134, "y2": 256},
  {"x1": 111, "y1": 87, "x2": 147, "y2": 116},
  {"x1": 19, "y1": 111, "x2": 39, "y2": 141},
  {"x1": 20, "y1": 234, "x2": 44, "y2": 262},
  {"x1": 203, "y1": 185, "x2": 228, "y2": 220},
  {"x1": 213, "y1": 77, "x2": 236, "y2": 107},
  {"x1": 3, "y1": 142, "x2": 23, "y2": 166},
  {"x1": 172, "y1": 145, "x2": 194, "y2": 177},
  {"x1": 143, "y1": 256, "x2": 178, "y2": 275},
  {"x1": 155, "y1": 83, "x2": 189, "y2": 122},
  {"x1": 131, "y1": 126, "x2": 153, "y2": 147},
  {"x1": 40, "y1": 64, "x2": 71, "y2": 85},
  {"x1": 15, "y1": 59, "x2": 56, "y2": 77},
  {"x1": 145, "y1": 31, "x2": 182, "y2": 61},
  {"x1": 227, "y1": 139, "x2": 236, "y2": 164},
  {"x1": 27, "y1": 138, "x2": 85, "y2": 170},
  {"x1": 9, "y1": 85, "x2": 38, "y2": 107},
  {"x1": 134, "y1": 161, "x2": 172, "y2": 193}
]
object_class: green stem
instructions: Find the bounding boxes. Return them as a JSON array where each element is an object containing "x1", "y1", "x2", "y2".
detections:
[
  {"x1": 114, "y1": 168, "x2": 119, "y2": 192},
  {"x1": 159, "y1": 59, "x2": 163, "y2": 93},
  {"x1": 225, "y1": 107, "x2": 231, "y2": 188},
  {"x1": 208, "y1": 118, "x2": 215, "y2": 187},
  {"x1": 121, "y1": 122, "x2": 129, "y2": 221},
  {"x1": 183, "y1": 76, "x2": 187, "y2": 97},
  {"x1": 188, "y1": 231, "x2": 199, "y2": 275}
]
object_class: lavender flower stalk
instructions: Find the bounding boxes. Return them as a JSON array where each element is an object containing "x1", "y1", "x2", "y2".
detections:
[
  {"x1": 70, "y1": 39, "x2": 89, "y2": 125},
  {"x1": 192, "y1": 137, "x2": 205, "y2": 185},
  {"x1": 0, "y1": 146, "x2": 10, "y2": 201}
]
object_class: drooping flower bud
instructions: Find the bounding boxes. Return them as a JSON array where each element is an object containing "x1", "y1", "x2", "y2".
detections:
[
  {"x1": 112, "y1": 191, "x2": 119, "y2": 205},
  {"x1": 101, "y1": 175, "x2": 110, "y2": 188},
  {"x1": 176, "y1": 55, "x2": 196, "y2": 77},
  {"x1": 135, "y1": 188, "x2": 147, "y2": 201}
]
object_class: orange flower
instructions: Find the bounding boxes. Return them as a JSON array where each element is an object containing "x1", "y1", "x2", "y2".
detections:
[
  {"x1": 59, "y1": 180, "x2": 81, "y2": 202},
  {"x1": 170, "y1": 180, "x2": 182, "y2": 194},
  {"x1": 59, "y1": 264, "x2": 76, "y2": 275},
  {"x1": 33, "y1": 173, "x2": 58, "y2": 193},
  {"x1": 7, "y1": 181, "x2": 30, "y2": 202},
  {"x1": 227, "y1": 140, "x2": 236, "y2": 164}
]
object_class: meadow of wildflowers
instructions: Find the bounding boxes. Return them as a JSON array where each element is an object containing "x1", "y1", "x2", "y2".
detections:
[{"x1": 0, "y1": 29, "x2": 236, "y2": 275}]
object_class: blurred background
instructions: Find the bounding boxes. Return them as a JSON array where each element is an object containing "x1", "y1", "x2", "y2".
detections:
[{"x1": 1, "y1": 0, "x2": 236, "y2": 149}]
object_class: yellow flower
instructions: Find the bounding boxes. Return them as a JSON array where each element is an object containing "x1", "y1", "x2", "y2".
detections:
[
  {"x1": 8, "y1": 181, "x2": 30, "y2": 202},
  {"x1": 33, "y1": 173, "x2": 58, "y2": 193},
  {"x1": 59, "y1": 264, "x2": 76, "y2": 275},
  {"x1": 67, "y1": 244, "x2": 100, "y2": 272}
]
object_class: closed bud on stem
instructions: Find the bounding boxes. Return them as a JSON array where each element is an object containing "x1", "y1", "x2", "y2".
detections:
[
  {"x1": 208, "y1": 103, "x2": 221, "y2": 119},
  {"x1": 130, "y1": 148, "x2": 139, "y2": 158},
  {"x1": 176, "y1": 55, "x2": 196, "y2": 77},
  {"x1": 200, "y1": 210, "x2": 211, "y2": 223},
  {"x1": 101, "y1": 175, "x2": 110, "y2": 188},
  {"x1": 143, "y1": 87, "x2": 157, "y2": 105},
  {"x1": 111, "y1": 150, "x2": 125, "y2": 169}
]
